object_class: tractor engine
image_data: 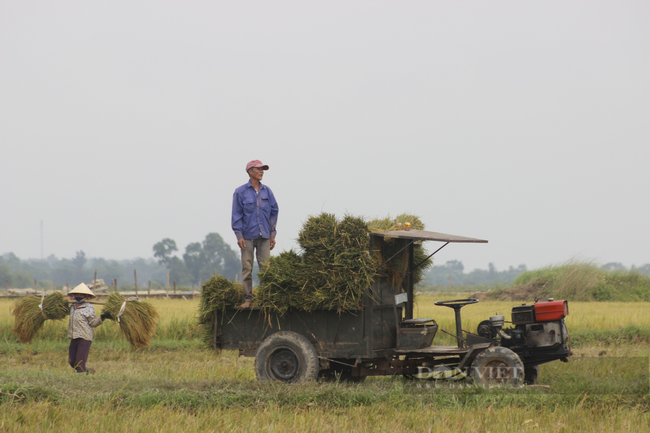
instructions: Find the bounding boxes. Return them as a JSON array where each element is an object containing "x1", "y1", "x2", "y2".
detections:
[{"x1": 477, "y1": 299, "x2": 572, "y2": 365}]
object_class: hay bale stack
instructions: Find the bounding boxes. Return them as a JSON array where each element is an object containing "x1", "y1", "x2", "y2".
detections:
[
  {"x1": 102, "y1": 293, "x2": 159, "y2": 349},
  {"x1": 11, "y1": 292, "x2": 69, "y2": 343}
]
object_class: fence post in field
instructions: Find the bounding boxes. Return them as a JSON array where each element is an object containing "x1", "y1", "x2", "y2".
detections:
[
  {"x1": 94, "y1": 268, "x2": 97, "y2": 285},
  {"x1": 114, "y1": 279, "x2": 118, "y2": 293},
  {"x1": 148, "y1": 281, "x2": 151, "y2": 296},
  {"x1": 5, "y1": 279, "x2": 7, "y2": 292},
  {"x1": 66, "y1": 280, "x2": 69, "y2": 295},
  {"x1": 166, "y1": 271, "x2": 170, "y2": 299},
  {"x1": 134, "y1": 270, "x2": 138, "y2": 297},
  {"x1": 174, "y1": 280, "x2": 176, "y2": 295},
  {"x1": 448, "y1": 275, "x2": 451, "y2": 287}
]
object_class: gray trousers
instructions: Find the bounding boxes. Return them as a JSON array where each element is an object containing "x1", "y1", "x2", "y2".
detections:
[{"x1": 240, "y1": 238, "x2": 270, "y2": 301}]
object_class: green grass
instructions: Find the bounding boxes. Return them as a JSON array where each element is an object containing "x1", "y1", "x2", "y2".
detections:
[
  {"x1": 1, "y1": 345, "x2": 647, "y2": 407},
  {"x1": 1, "y1": 298, "x2": 649, "y2": 432},
  {"x1": 0, "y1": 402, "x2": 646, "y2": 432},
  {"x1": 0, "y1": 346, "x2": 648, "y2": 432}
]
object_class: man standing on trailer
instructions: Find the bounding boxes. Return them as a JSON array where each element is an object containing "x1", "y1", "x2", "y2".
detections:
[{"x1": 232, "y1": 160, "x2": 279, "y2": 308}]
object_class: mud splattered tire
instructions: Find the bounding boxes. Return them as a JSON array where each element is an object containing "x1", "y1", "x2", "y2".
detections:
[
  {"x1": 255, "y1": 331, "x2": 319, "y2": 383},
  {"x1": 470, "y1": 346, "x2": 524, "y2": 386}
]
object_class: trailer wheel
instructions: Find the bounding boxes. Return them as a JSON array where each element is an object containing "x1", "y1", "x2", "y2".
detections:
[
  {"x1": 470, "y1": 346, "x2": 524, "y2": 386},
  {"x1": 255, "y1": 331, "x2": 319, "y2": 383}
]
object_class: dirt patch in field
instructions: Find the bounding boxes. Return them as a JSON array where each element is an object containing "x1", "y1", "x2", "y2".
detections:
[{"x1": 472, "y1": 278, "x2": 552, "y2": 302}]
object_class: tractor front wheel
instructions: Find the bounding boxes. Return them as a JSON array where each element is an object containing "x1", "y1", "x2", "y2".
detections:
[
  {"x1": 255, "y1": 331, "x2": 319, "y2": 383},
  {"x1": 470, "y1": 346, "x2": 524, "y2": 386}
]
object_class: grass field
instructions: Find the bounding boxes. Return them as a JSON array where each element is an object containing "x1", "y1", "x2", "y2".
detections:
[{"x1": 1, "y1": 297, "x2": 648, "y2": 432}]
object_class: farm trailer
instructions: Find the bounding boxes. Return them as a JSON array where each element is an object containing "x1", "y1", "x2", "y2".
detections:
[{"x1": 211, "y1": 229, "x2": 572, "y2": 385}]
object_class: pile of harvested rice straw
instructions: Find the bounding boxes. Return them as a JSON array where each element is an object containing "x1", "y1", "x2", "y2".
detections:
[
  {"x1": 199, "y1": 212, "x2": 432, "y2": 322},
  {"x1": 11, "y1": 292, "x2": 70, "y2": 343},
  {"x1": 257, "y1": 213, "x2": 377, "y2": 314},
  {"x1": 101, "y1": 293, "x2": 159, "y2": 349}
]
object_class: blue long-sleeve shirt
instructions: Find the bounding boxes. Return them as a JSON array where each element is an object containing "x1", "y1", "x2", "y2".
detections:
[{"x1": 232, "y1": 181, "x2": 279, "y2": 240}]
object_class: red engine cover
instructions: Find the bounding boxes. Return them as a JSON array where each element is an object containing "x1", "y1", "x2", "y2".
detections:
[{"x1": 534, "y1": 300, "x2": 569, "y2": 322}]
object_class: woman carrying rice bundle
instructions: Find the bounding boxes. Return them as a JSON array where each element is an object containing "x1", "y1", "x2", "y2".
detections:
[{"x1": 67, "y1": 283, "x2": 110, "y2": 374}]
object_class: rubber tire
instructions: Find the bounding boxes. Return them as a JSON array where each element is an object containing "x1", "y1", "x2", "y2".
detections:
[
  {"x1": 470, "y1": 346, "x2": 524, "y2": 386},
  {"x1": 255, "y1": 331, "x2": 319, "y2": 383}
]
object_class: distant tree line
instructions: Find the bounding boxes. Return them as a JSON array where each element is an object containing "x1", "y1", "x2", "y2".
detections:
[
  {"x1": 0, "y1": 232, "x2": 240, "y2": 289},
  {"x1": 420, "y1": 260, "x2": 528, "y2": 287},
  {"x1": 0, "y1": 251, "x2": 167, "y2": 290},
  {"x1": 3, "y1": 239, "x2": 648, "y2": 290},
  {"x1": 152, "y1": 233, "x2": 239, "y2": 286}
]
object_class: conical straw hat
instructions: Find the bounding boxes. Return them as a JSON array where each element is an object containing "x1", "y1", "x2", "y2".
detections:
[{"x1": 68, "y1": 283, "x2": 96, "y2": 297}]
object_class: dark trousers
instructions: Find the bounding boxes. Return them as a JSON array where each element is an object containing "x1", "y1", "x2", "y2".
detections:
[{"x1": 68, "y1": 338, "x2": 92, "y2": 372}]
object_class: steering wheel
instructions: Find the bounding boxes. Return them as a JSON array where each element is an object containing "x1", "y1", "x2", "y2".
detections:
[
  {"x1": 434, "y1": 298, "x2": 479, "y2": 308},
  {"x1": 434, "y1": 298, "x2": 479, "y2": 348}
]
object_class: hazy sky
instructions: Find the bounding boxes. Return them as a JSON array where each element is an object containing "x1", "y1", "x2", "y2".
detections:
[{"x1": 1, "y1": 1, "x2": 649, "y2": 272}]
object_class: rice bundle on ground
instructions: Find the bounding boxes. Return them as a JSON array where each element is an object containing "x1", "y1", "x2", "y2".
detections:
[
  {"x1": 11, "y1": 292, "x2": 69, "y2": 343},
  {"x1": 198, "y1": 275, "x2": 245, "y2": 347},
  {"x1": 102, "y1": 293, "x2": 159, "y2": 349}
]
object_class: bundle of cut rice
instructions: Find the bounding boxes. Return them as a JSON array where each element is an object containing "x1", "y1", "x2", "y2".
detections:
[
  {"x1": 102, "y1": 293, "x2": 159, "y2": 349},
  {"x1": 11, "y1": 292, "x2": 69, "y2": 343},
  {"x1": 255, "y1": 250, "x2": 308, "y2": 316},
  {"x1": 257, "y1": 213, "x2": 377, "y2": 314},
  {"x1": 198, "y1": 275, "x2": 245, "y2": 347},
  {"x1": 368, "y1": 213, "x2": 433, "y2": 287}
]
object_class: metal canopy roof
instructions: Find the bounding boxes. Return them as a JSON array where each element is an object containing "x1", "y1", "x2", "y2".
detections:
[{"x1": 370, "y1": 229, "x2": 488, "y2": 243}]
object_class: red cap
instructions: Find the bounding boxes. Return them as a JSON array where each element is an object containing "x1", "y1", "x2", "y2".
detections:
[{"x1": 246, "y1": 160, "x2": 269, "y2": 172}]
